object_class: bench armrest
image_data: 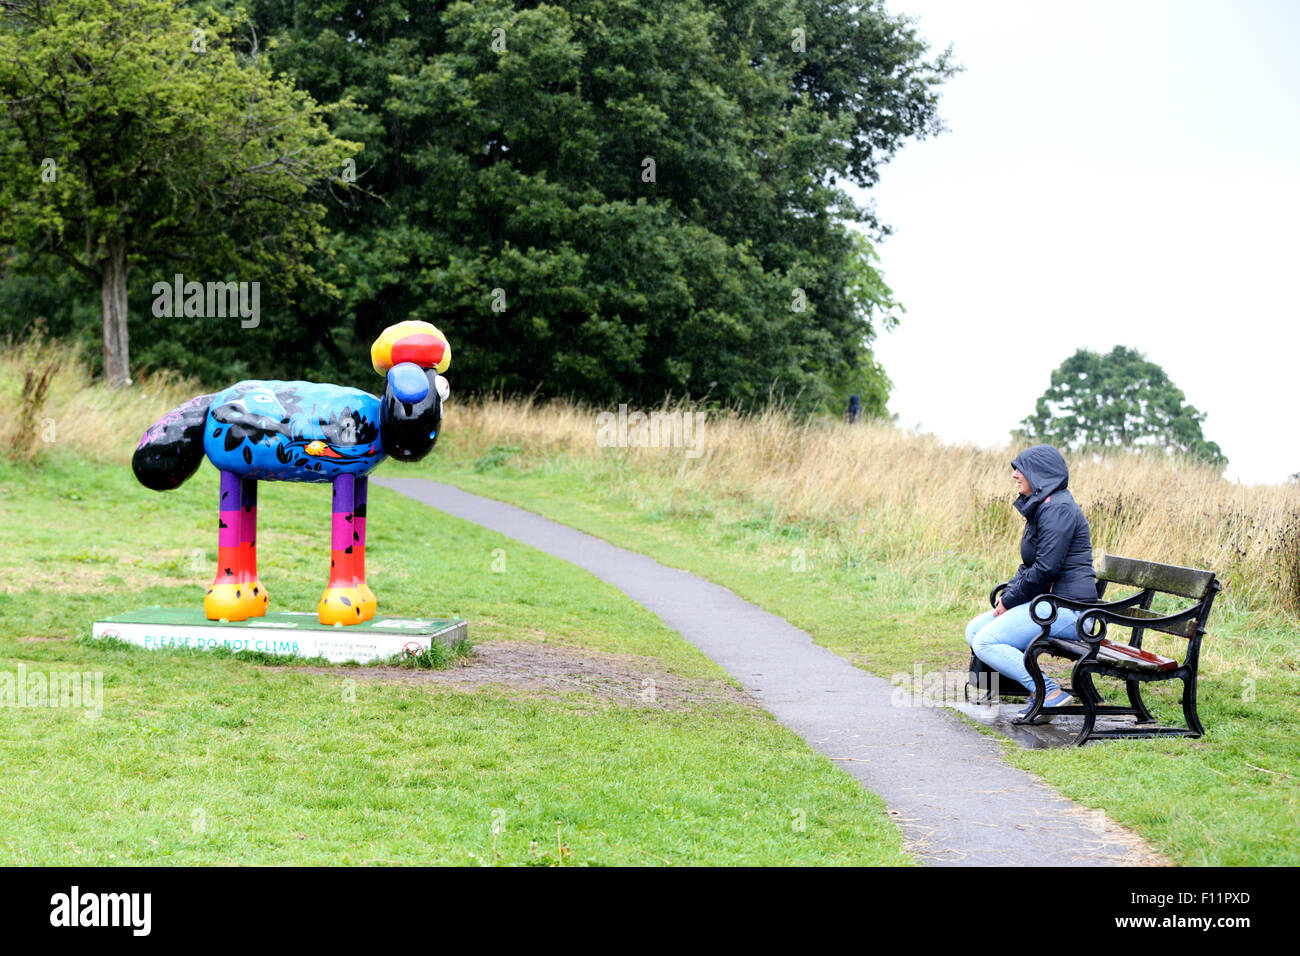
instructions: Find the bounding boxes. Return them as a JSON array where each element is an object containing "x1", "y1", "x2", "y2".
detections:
[
  {"x1": 1028, "y1": 592, "x2": 1201, "y2": 650},
  {"x1": 1015, "y1": 595, "x2": 1111, "y2": 671},
  {"x1": 1032, "y1": 591, "x2": 1151, "y2": 615},
  {"x1": 1073, "y1": 604, "x2": 1201, "y2": 642},
  {"x1": 990, "y1": 584, "x2": 1146, "y2": 615}
]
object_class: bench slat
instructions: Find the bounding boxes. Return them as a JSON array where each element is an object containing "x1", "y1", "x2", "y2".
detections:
[
  {"x1": 1098, "y1": 639, "x2": 1179, "y2": 672},
  {"x1": 1098, "y1": 555, "x2": 1216, "y2": 601},
  {"x1": 1101, "y1": 605, "x2": 1201, "y2": 638},
  {"x1": 1045, "y1": 637, "x2": 1180, "y2": 672}
]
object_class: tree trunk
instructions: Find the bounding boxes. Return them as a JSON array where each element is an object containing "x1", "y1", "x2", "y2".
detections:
[{"x1": 100, "y1": 235, "x2": 131, "y2": 386}]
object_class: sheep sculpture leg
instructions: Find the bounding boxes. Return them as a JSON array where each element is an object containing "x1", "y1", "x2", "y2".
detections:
[
  {"x1": 319, "y1": 472, "x2": 371, "y2": 625},
  {"x1": 355, "y1": 477, "x2": 377, "y2": 620},
  {"x1": 205, "y1": 470, "x2": 269, "y2": 621},
  {"x1": 239, "y1": 476, "x2": 268, "y2": 617}
]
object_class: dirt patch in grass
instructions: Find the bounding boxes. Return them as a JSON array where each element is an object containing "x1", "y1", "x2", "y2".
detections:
[{"x1": 296, "y1": 640, "x2": 756, "y2": 711}]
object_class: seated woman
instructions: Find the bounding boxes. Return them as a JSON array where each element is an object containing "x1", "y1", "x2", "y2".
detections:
[{"x1": 965, "y1": 444, "x2": 1097, "y2": 721}]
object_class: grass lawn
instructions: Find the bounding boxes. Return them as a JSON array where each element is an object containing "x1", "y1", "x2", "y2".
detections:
[
  {"x1": 415, "y1": 446, "x2": 1300, "y2": 867},
  {"x1": 0, "y1": 453, "x2": 910, "y2": 865}
]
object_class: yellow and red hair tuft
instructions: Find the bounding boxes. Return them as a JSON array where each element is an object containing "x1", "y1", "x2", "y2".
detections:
[{"x1": 370, "y1": 320, "x2": 451, "y2": 375}]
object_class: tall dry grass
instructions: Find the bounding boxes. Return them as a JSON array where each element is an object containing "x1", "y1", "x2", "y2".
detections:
[
  {"x1": 4, "y1": 337, "x2": 1297, "y2": 617},
  {"x1": 446, "y1": 396, "x2": 1300, "y2": 616},
  {"x1": 0, "y1": 336, "x2": 199, "y2": 463}
]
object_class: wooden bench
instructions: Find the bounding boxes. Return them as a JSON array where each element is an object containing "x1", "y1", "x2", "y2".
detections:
[{"x1": 977, "y1": 556, "x2": 1220, "y2": 746}]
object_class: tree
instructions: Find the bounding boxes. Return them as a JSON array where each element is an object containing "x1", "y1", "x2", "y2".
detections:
[
  {"x1": 1019, "y1": 346, "x2": 1226, "y2": 467},
  {"x1": 226, "y1": 0, "x2": 954, "y2": 408},
  {"x1": 826, "y1": 230, "x2": 903, "y2": 418},
  {"x1": 0, "y1": 0, "x2": 359, "y2": 385}
]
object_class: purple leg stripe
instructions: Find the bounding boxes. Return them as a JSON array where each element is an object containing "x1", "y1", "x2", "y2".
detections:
[{"x1": 332, "y1": 473, "x2": 356, "y2": 513}]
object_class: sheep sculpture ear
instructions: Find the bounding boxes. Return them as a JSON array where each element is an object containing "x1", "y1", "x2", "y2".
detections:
[{"x1": 371, "y1": 320, "x2": 451, "y2": 376}]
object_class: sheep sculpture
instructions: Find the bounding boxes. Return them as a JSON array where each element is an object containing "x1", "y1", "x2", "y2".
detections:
[{"x1": 131, "y1": 320, "x2": 450, "y2": 626}]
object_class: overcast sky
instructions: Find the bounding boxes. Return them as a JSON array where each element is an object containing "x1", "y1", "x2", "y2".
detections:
[{"x1": 849, "y1": 0, "x2": 1300, "y2": 485}]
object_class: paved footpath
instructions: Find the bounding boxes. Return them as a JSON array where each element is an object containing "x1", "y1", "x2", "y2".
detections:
[{"x1": 378, "y1": 477, "x2": 1166, "y2": 867}]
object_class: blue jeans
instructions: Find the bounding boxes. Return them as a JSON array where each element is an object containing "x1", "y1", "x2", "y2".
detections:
[{"x1": 965, "y1": 601, "x2": 1080, "y2": 695}]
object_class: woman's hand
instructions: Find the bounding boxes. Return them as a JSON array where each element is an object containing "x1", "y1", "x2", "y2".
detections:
[{"x1": 994, "y1": 598, "x2": 1007, "y2": 617}]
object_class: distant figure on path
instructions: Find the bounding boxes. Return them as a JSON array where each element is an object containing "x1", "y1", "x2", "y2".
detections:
[
  {"x1": 964, "y1": 444, "x2": 1096, "y2": 721},
  {"x1": 846, "y1": 394, "x2": 862, "y2": 423}
]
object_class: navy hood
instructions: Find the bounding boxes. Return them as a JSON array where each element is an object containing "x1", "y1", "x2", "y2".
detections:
[{"x1": 1012, "y1": 444, "x2": 1070, "y2": 518}]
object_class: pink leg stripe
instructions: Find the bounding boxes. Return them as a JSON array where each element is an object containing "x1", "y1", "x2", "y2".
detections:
[
  {"x1": 331, "y1": 512, "x2": 354, "y2": 548},
  {"x1": 219, "y1": 511, "x2": 241, "y2": 547}
]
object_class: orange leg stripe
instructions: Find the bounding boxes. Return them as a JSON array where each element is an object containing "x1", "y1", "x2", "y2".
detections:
[
  {"x1": 328, "y1": 548, "x2": 356, "y2": 588},
  {"x1": 215, "y1": 546, "x2": 242, "y2": 583}
]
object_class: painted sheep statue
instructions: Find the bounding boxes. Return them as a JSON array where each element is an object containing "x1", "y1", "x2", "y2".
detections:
[{"x1": 132, "y1": 320, "x2": 450, "y2": 626}]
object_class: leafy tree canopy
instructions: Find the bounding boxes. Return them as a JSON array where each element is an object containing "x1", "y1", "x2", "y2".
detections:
[
  {"x1": 0, "y1": 0, "x2": 359, "y2": 384},
  {"x1": 1, "y1": 0, "x2": 953, "y2": 410},
  {"x1": 229, "y1": 0, "x2": 950, "y2": 407},
  {"x1": 1019, "y1": 346, "x2": 1226, "y2": 468}
]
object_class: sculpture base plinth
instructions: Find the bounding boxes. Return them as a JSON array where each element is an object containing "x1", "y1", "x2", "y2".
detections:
[{"x1": 91, "y1": 608, "x2": 468, "y2": 664}]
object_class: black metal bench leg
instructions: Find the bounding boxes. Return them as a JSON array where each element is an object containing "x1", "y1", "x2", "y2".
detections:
[
  {"x1": 1072, "y1": 664, "x2": 1100, "y2": 746},
  {"x1": 1026, "y1": 646, "x2": 1048, "y2": 698},
  {"x1": 1014, "y1": 642, "x2": 1050, "y2": 723},
  {"x1": 1181, "y1": 672, "x2": 1205, "y2": 738},
  {"x1": 1126, "y1": 678, "x2": 1156, "y2": 723},
  {"x1": 1069, "y1": 655, "x2": 1104, "y2": 708}
]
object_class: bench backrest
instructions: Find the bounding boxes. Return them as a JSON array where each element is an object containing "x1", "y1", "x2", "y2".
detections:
[
  {"x1": 1098, "y1": 555, "x2": 1217, "y2": 601},
  {"x1": 1096, "y1": 555, "x2": 1219, "y2": 639}
]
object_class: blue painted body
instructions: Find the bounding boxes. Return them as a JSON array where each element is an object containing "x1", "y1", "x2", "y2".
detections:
[{"x1": 203, "y1": 380, "x2": 387, "y2": 482}]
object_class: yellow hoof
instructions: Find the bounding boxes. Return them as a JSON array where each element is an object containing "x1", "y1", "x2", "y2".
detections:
[
  {"x1": 318, "y1": 585, "x2": 368, "y2": 626},
  {"x1": 205, "y1": 582, "x2": 258, "y2": 622},
  {"x1": 358, "y1": 582, "x2": 377, "y2": 622},
  {"x1": 246, "y1": 580, "x2": 270, "y2": 617}
]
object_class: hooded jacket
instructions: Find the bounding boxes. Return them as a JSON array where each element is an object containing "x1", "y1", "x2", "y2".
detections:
[{"x1": 999, "y1": 444, "x2": 1097, "y2": 609}]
